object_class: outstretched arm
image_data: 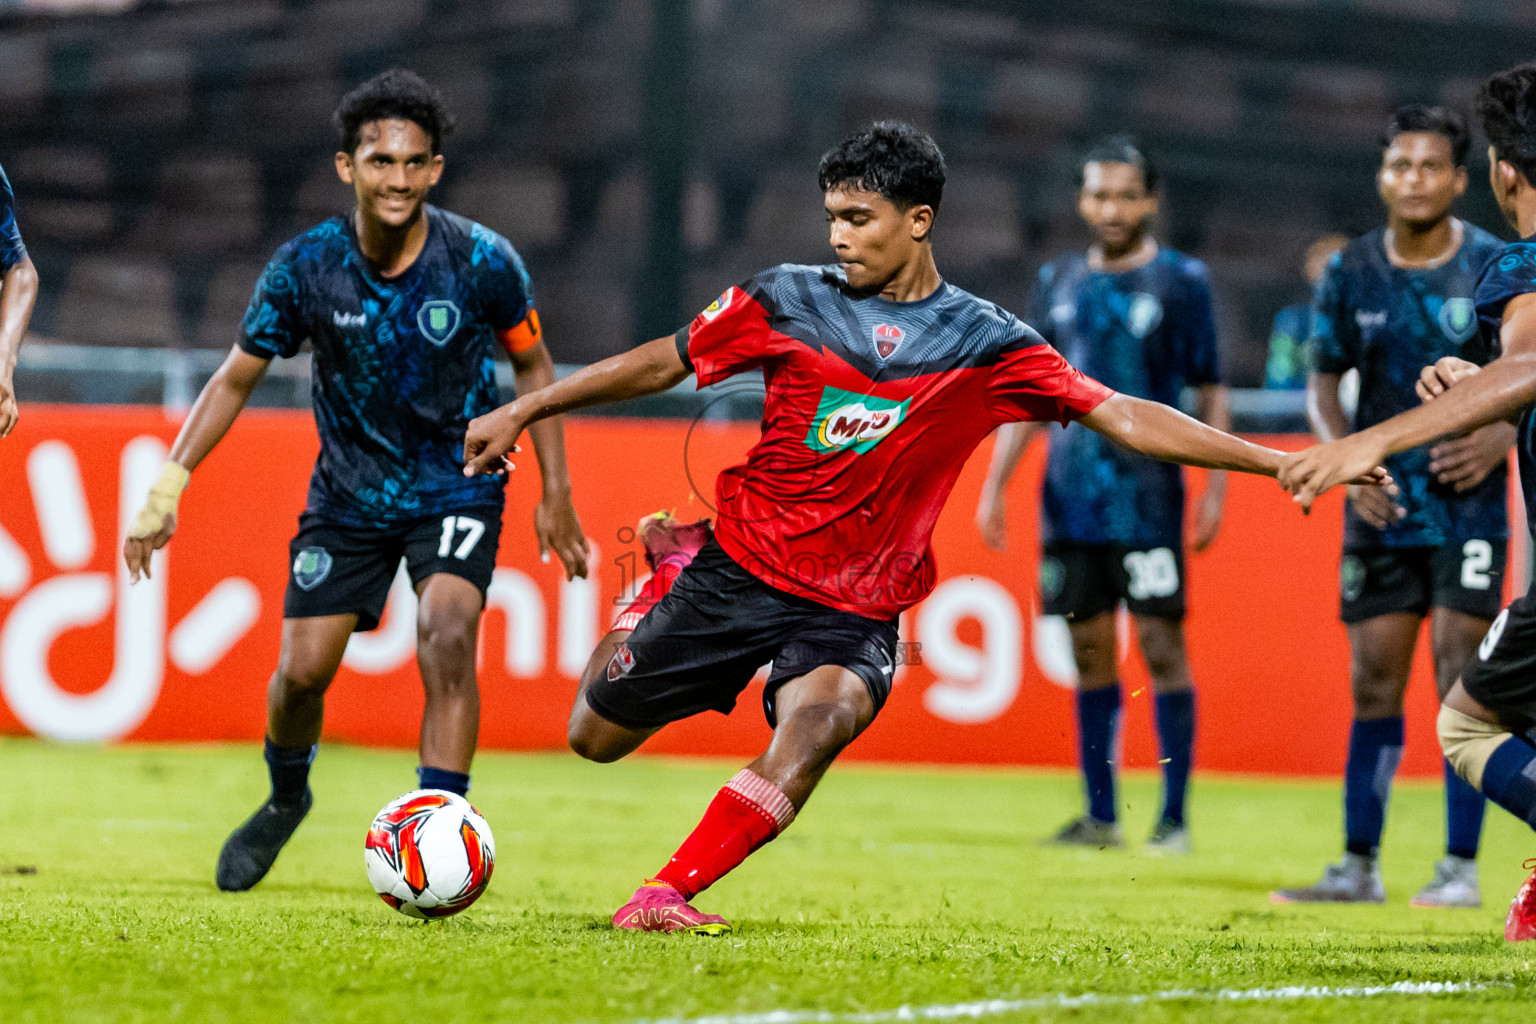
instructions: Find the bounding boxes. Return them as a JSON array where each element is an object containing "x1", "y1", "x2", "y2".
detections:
[
  {"x1": 465, "y1": 335, "x2": 690, "y2": 475},
  {"x1": 1190, "y1": 383, "x2": 1230, "y2": 551},
  {"x1": 975, "y1": 421, "x2": 1045, "y2": 551},
  {"x1": 1281, "y1": 293, "x2": 1536, "y2": 511},
  {"x1": 0, "y1": 256, "x2": 39, "y2": 438},
  {"x1": 506, "y1": 337, "x2": 590, "y2": 580},
  {"x1": 123, "y1": 345, "x2": 270, "y2": 581},
  {"x1": 1079, "y1": 392, "x2": 1284, "y2": 476}
]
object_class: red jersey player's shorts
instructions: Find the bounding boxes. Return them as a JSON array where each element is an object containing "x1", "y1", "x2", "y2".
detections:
[{"x1": 586, "y1": 538, "x2": 898, "y2": 730}]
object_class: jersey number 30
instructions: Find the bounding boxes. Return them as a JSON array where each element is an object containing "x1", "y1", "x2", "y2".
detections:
[{"x1": 1123, "y1": 547, "x2": 1180, "y2": 601}]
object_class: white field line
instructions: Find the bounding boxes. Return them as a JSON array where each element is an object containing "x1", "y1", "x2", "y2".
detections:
[{"x1": 628, "y1": 980, "x2": 1497, "y2": 1024}]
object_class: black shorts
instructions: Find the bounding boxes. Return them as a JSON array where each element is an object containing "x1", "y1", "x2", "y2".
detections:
[
  {"x1": 585, "y1": 538, "x2": 899, "y2": 730},
  {"x1": 1040, "y1": 541, "x2": 1185, "y2": 621},
  {"x1": 1339, "y1": 540, "x2": 1505, "y2": 624},
  {"x1": 284, "y1": 507, "x2": 503, "y2": 631},
  {"x1": 1462, "y1": 592, "x2": 1536, "y2": 737}
]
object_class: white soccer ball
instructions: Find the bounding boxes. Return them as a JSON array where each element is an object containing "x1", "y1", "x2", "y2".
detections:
[{"x1": 364, "y1": 789, "x2": 496, "y2": 919}]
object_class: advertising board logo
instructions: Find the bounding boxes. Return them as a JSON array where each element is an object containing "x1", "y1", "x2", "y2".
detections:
[{"x1": 0, "y1": 437, "x2": 262, "y2": 741}]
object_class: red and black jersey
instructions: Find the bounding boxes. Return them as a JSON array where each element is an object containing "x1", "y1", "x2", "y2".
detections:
[{"x1": 676, "y1": 263, "x2": 1113, "y2": 619}]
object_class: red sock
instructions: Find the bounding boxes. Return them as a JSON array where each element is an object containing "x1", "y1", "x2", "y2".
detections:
[{"x1": 653, "y1": 769, "x2": 796, "y2": 900}]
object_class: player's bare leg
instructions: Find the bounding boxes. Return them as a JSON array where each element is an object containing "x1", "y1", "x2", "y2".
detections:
[
  {"x1": 1135, "y1": 615, "x2": 1196, "y2": 855},
  {"x1": 568, "y1": 632, "x2": 658, "y2": 762},
  {"x1": 568, "y1": 512, "x2": 706, "y2": 763},
  {"x1": 1046, "y1": 612, "x2": 1124, "y2": 848},
  {"x1": 217, "y1": 613, "x2": 356, "y2": 892},
  {"x1": 613, "y1": 665, "x2": 874, "y2": 935},
  {"x1": 1412, "y1": 607, "x2": 1493, "y2": 908},
  {"x1": 1273, "y1": 613, "x2": 1416, "y2": 904},
  {"x1": 414, "y1": 573, "x2": 485, "y2": 787}
]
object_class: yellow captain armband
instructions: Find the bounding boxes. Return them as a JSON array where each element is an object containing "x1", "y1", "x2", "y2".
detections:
[{"x1": 128, "y1": 461, "x2": 191, "y2": 539}]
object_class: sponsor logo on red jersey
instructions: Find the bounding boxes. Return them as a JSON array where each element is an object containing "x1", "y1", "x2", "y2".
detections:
[
  {"x1": 804, "y1": 386, "x2": 910, "y2": 453},
  {"x1": 873, "y1": 322, "x2": 904, "y2": 359}
]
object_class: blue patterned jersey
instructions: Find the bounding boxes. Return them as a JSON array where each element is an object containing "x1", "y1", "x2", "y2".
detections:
[
  {"x1": 1311, "y1": 225, "x2": 1508, "y2": 549},
  {"x1": 1030, "y1": 247, "x2": 1220, "y2": 548},
  {"x1": 1473, "y1": 237, "x2": 1536, "y2": 538},
  {"x1": 0, "y1": 164, "x2": 27, "y2": 272},
  {"x1": 239, "y1": 206, "x2": 540, "y2": 526},
  {"x1": 1264, "y1": 302, "x2": 1314, "y2": 389}
]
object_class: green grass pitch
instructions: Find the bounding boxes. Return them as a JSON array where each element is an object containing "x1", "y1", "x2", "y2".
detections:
[{"x1": 5, "y1": 739, "x2": 1535, "y2": 1023}]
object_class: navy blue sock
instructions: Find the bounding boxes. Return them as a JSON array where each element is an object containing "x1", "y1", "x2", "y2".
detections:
[
  {"x1": 1444, "y1": 756, "x2": 1486, "y2": 860},
  {"x1": 418, "y1": 766, "x2": 470, "y2": 797},
  {"x1": 264, "y1": 738, "x2": 316, "y2": 805},
  {"x1": 1155, "y1": 689, "x2": 1195, "y2": 827},
  {"x1": 1077, "y1": 686, "x2": 1121, "y2": 824},
  {"x1": 1478, "y1": 736, "x2": 1536, "y2": 830},
  {"x1": 1343, "y1": 716, "x2": 1404, "y2": 857}
]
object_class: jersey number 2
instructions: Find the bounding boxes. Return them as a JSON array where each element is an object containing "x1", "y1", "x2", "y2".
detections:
[
  {"x1": 1462, "y1": 539, "x2": 1494, "y2": 591},
  {"x1": 438, "y1": 516, "x2": 485, "y2": 560}
]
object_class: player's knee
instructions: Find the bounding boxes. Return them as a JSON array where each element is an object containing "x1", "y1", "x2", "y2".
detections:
[
  {"x1": 566, "y1": 712, "x2": 631, "y2": 764},
  {"x1": 273, "y1": 662, "x2": 334, "y2": 701},
  {"x1": 1135, "y1": 621, "x2": 1187, "y2": 682},
  {"x1": 1349, "y1": 660, "x2": 1404, "y2": 717},
  {"x1": 567, "y1": 729, "x2": 621, "y2": 763},
  {"x1": 1141, "y1": 640, "x2": 1187, "y2": 683},
  {"x1": 1438, "y1": 704, "x2": 1509, "y2": 790},
  {"x1": 417, "y1": 614, "x2": 478, "y2": 675},
  {"x1": 781, "y1": 701, "x2": 859, "y2": 764}
]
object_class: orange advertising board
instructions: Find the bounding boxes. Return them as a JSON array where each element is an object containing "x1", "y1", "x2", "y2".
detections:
[{"x1": 0, "y1": 406, "x2": 1500, "y2": 777}]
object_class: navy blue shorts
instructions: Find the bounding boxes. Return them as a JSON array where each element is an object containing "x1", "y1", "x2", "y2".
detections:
[
  {"x1": 585, "y1": 539, "x2": 899, "y2": 730},
  {"x1": 283, "y1": 508, "x2": 502, "y2": 631}
]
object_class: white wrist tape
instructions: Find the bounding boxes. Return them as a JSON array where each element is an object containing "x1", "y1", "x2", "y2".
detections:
[{"x1": 128, "y1": 462, "x2": 190, "y2": 539}]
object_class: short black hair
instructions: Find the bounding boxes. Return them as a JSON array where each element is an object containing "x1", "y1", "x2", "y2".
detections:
[
  {"x1": 332, "y1": 68, "x2": 456, "y2": 155},
  {"x1": 1381, "y1": 104, "x2": 1470, "y2": 166},
  {"x1": 1079, "y1": 135, "x2": 1158, "y2": 193},
  {"x1": 1479, "y1": 64, "x2": 1536, "y2": 186},
  {"x1": 817, "y1": 121, "x2": 946, "y2": 212}
]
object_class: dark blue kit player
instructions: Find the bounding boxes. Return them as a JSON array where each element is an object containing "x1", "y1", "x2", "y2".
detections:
[
  {"x1": 1275, "y1": 106, "x2": 1510, "y2": 909},
  {"x1": 976, "y1": 137, "x2": 1226, "y2": 855},
  {"x1": 122, "y1": 70, "x2": 590, "y2": 892},
  {"x1": 0, "y1": 162, "x2": 40, "y2": 439}
]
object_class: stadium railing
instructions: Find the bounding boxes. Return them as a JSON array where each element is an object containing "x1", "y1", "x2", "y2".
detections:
[{"x1": 13, "y1": 342, "x2": 1310, "y2": 431}]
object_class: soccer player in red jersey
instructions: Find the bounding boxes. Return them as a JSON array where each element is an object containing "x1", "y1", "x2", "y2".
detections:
[{"x1": 466, "y1": 122, "x2": 1376, "y2": 934}]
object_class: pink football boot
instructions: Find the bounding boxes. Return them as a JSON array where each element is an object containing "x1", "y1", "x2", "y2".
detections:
[
  {"x1": 612, "y1": 882, "x2": 732, "y2": 936},
  {"x1": 1505, "y1": 859, "x2": 1536, "y2": 941}
]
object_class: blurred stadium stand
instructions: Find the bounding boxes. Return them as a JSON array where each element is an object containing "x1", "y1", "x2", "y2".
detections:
[{"x1": 2, "y1": 0, "x2": 1534, "y2": 387}]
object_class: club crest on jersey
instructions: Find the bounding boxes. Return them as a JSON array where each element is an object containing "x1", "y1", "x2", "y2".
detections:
[
  {"x1": 292, "y1": 548, "x2": 333, "y2": 591},
  {"x1": 1437, "y1": 297, "x2": 1477, "y2": 344},
  {"x1": 417, "y1": 300, "x2": 462, "y2": 346},
  {"x1": 1124, "y1": 293, "x2": 1163, "y2": 338},
  {"x1": 873, "y1": 322, "x2": 905, "y2": 359},
  {"x1": 804, "y1": 385, "x2": 911, "y2": 454},
  {"x1": 700, "y1": 288, "x2": 734, "y2": 323},
  {"x1": 606, "y1": 642, "x2": 636, "y2": 681}
]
